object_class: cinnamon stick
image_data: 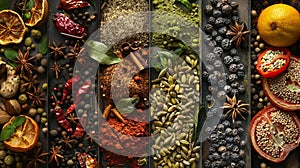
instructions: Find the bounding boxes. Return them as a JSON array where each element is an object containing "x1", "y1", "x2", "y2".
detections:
[
  {"x1": 102, "y1": 104, "x2": 112, "y2": 119},
  {"x1": 129, "y1": 52, "x2": 144, "y2": 71},
  {"x1": 134, "y1": 51, "x2": 148, "y2": 68},
  {"x1": 111, "y1": 108, "x2": 125, "y2": 123}
]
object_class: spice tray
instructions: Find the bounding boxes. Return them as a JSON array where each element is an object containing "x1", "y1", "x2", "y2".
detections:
[{"x1": 0, "y1": 0, "x2": 299, "y2": 167}]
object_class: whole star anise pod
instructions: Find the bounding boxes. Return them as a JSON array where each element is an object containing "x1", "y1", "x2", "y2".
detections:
[
  {"x1": 65, "y1": 42, "x2": 85, "y2": 64},
  {"x1": 26, "y1": 146, "x2": 49, "y2": 168},
  {"x1": 49, "y1": 41, "x2": 66, "y2": 59},
  {"x1": 22, "y1": 74, "x2": 38, "y2": 91},
  {"x1": 221, "y1": 94, "x2": 249, "y2": 123},
  {"x1": 226, "y1": 21, "x2": 250, "y2": 47},
  {"x1": 49, "y1": 145, "x2": 64, "y2": 166},
  {"x1": 27, "y1": 86, "x2": 46, "y2": 107},
  {"x1": 50, "y1": 61, "x2": 63, "y2": 79},
  {"x1": 14, "y1": 49, "x2": 36, "y2": 75}
]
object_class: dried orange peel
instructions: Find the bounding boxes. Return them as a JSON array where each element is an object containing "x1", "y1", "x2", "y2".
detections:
[
  {"x1": 25, "y1": 0, "x2": 49, "y2": 27},
  {"x1": 0, "y1": 10, "x2": 26, "y2": 45},
  {"x1": 3, "y1": 115, "x2": 39, "y2": 152}
]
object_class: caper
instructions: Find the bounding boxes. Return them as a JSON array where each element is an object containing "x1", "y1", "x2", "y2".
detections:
[{"x1": 24, "y1": 37, "x2": 32, "y2": 47}]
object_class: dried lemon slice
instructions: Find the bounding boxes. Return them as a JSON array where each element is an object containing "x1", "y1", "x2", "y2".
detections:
[
  {"x1": 25, "y1": 0, "x2": 49, "y2": 27},
  {"x1": 3, "y1": 115, "x2": 39, "y2": 152},
  {"x1": 0, "y1": 10, "x2": 26, "y2": 45}
]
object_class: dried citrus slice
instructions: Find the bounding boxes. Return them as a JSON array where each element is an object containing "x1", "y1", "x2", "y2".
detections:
[
  {"x1": 3, "y1": 115, "x2": 39, "y2": 152},
  {"x1": 25, "y1": 0, "x2": 49, "y2": 27},
  {"x1": 0, "y1": 10, "x2": 26, "y2": 45}
]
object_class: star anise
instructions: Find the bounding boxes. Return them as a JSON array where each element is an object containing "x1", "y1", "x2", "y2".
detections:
[
  {"x1": 14, "y1": 49, "x2": 35, "y2": 75},
  {"x1": 221, "y1": 94, "x2": 249, "y2": 123},
  {"x1": 27, "y1": 86, "x2": 46, "y2": 107},
  {"x1": 22, "y1": 74, "x2": 38, "y2": 91},
  {"x1": 26, "y1": 146, "x2": 49, "y2": 168},
  {"x1": 49, "y1": 145, "x2": 64, "y2": 166},
  {"x1": 65, "y1": 42, "x2": 85, "y2": 64},
  {"x1": 59, "y1": 136, "x2": 75, "y2": 148},
  {"x1": 67, "y1": 113, "x2": 79, "y2": 124},
  {"x1": 226, "y1": 21, "x2": 250, "y2": 47},
  {"x1": 50, "y1": 61, "x2": 63, "y2": 79},
  {"x1": 49, "y1": 41, "x2": 66, "y2": 59}
]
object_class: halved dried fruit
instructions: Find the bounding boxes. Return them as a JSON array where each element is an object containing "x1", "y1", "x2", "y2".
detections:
[
  {"x1": 3, "y1": 115, "x2": 39, "y2": 152},
  {"x1": 263, "y1": 55, "x2": 300, "y2": 111},
  {"x1": 0, "y1": 10, "x2": 26, "y2": 45},
  {"x1": 24, "y1": 0, "x2": 49, "y2": 27},
  {"x1": 250, "y1": 106, "x2": 300, "y2": 163}
]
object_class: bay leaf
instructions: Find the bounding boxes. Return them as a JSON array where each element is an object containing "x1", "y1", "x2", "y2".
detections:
[
  {"x1": 0, "y1": 0, "x2": 11, "y2": 11},
  {"x1": 38, "y1": 35, "x2": 48, "y2": 54},
  {"x1": 4, "y1": 48, "x2": 18, "y2": 61},
  {"x1": 0, "y1": 125, "x2": 14, "y2": 141},
  {"x1": 116, "y1": 97, "x2": 140, "y2": 114},
  {"x1": 85, "y1": 40, "x2": 122, "y2": 65},
  {"x1": 11, "y1": 116, "x2": 25, "y2": 128}
]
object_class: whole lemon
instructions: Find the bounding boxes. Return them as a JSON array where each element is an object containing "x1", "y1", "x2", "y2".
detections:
[{"x1": 257, "y1": 4, "x2": 300, "y2": 47}]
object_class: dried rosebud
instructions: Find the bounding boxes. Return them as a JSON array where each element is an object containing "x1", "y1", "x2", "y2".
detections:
[{"x1": 57, "y1": 0, "x2": 90, "y2": 10}]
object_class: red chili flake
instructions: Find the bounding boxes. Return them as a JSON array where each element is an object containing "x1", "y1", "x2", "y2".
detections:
[
  {"x1": 53, "y1": 13, "x2": 87, "y2": 38},
  {"x1": 61, "y1": 76, "x2": 80, "y2": 102},
  {"x1": 58, "y1": 0, "x2": 90, "y2": 10}
]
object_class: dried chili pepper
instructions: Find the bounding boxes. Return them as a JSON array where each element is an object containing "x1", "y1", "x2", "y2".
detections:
[
  {"x1": 53, "y1": 13, "x2": 87, "y2": 39},
  {"x1": 61, "y1": 76, "x2": 80, "y2": 102},
  {"x1": 58, "y1": 0, "x2": 90, "y2": 10},
  {"x1": 73, "y1": 122, "x2": 85, "y2": 138},
  {"x1": 77, "y1": 152, "x2": 98, "y2": 168},
  {"x1": 75, "y1": 80, "x2": 91, "y2": 104},
  {"x1": 65, "y1": 104, "x2": 76, "y2": 116},
  {"x1": 52, "y1": 93, "x2": 73, "y2": 132}
]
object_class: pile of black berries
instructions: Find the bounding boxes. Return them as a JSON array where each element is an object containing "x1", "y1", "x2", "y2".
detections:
[
  {"x1": 204, "y1": 120, "x2": 246, "y2": 168},
  {"x1": 203, "y1": 0, "x2": 246, "y2": 102}
]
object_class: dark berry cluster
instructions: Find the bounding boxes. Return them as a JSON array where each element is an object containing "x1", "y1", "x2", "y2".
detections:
[
  {"x1": 204, "y1": 119, "x2": 246, "y2": 168},
  {"x1": 203, "y1": 0, "x2": 246, "y2": 102}
]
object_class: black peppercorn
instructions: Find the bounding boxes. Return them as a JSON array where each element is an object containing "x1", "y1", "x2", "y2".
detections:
[
  {"x1": 230, "y1": 48, "x2": 238, "y2": 56},
  {"x1": 229, "y1": 64, "x2": 238, "y2": 73},
  {"x1": 210, "y1": 0, "x2": 218, "y2": 6},
  {"x1": 215, "y1": 17, "x2": 224, "y2": 27},
  {"x1": 237, "y1": 71, "x2": 245, "y2": 78},
  {"x1": 213, "y1": 47, "x2": 223, "y2": 56},
  {"x1": 211, "y1": 30, "x2": 218, "y2": 37},
  {"x1": 232, "y1": 9, "x2": 239, "y2": 15},
  {"x1": 205, "y1": 5, "x2": 214, "y2": 15},
  {"x1": 217, "y1": 26, "x2": 227, "y2": 35},
  {"x1": 224, "y1": 85, "x2": 232, "y2": 94},
  {"x1": 223, "y1": 55, "x2": 234, "y2": 65},
  {"x1": 212, "y1": 9, "x2": 222, "y2": 18},
  {"x1": 205, "y1": 24, "x2": 214, "y2": 34},
  {"x1": 206, "y1": 64, "x2": 215, "y2": 72},
  {"x1": 215, "y1": 2, "x2": 223, "y2": 10},
  {"x1": 213, "y1": 60, "x2": 223, "y2": 69},
  {"x1": 231, "y1": 81, "x2": 239, "y2": 88},
  {"x1": 230, "y1": 1, "x2": 239, "y2": 9},
  {"x1": 221, "y1": 38, "x2": 232, "y2": 50},
  {"x1": 218, "y1": 79, "x2": 226, "y2": 88},
  {"x1": 215, "y1": 35, "x2": 223, "y2": 44},
  {"x1": 233, "y1": 56, "x2": 241, "y2": 63},
  {"x1": 222, "y1": 4, "x2": 232, "y2": 15},
  {"x1": 208, "y1": 16, "x2": 216, "y2": 25}
]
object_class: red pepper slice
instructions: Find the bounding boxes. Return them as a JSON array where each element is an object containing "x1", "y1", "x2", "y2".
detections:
[{"x1": 256, "y1": 47, "x2": 291, "y2": 78}]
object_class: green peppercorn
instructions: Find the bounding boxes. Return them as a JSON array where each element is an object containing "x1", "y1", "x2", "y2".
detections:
[
  {"x1": 4, "y1": 155, "x2": 14, "y2": 165},
  {"x1": 42, "y1": 112, "x2": 47, "y2": 117},
  {"x1": 42, "y1": 83, "x2": 48, "y2": 91},
  {"x1": 24, "y1": 37, "x2": 32, "y2": 47},
  {"x1": 18, "y1": 94, "x2": 27, "y2": 104},
  {"x1": 37, "y1": 108, "x2": 44, "y2": 114},
  {"x1": 36, "y1": 141, "x2": 41, "y2": 147},
  {"x1": 37, "y1": 66, "x2": 45, "y2": 74},
  {"x1": 40, "y1": 58, "x2": 47, "y2": 67},
  {"x1": 31, "y1": 29, "x2": 42, "y2": 40},
  {"x1": 41, "y1": 117, "x2": 47, "y2": 124}
]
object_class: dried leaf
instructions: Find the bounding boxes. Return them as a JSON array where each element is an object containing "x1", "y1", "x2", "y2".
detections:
[
  {"x1": 0, "y1": 125, "x2": 14, "y2": 141},
  {"x1": 4, "y1": 48, "x2": 18, "y2": 61},
  {"x1": 85, "y1": 40, "x2": 122, "y2": 65},
  {"x1": 116, "y1": 97, "x2": 140, "y2": 114},
  {"x1": 11, "y1": 116, "x2": 25, "y2": 127},
  {"x1": 38, "y1": 35, "x2": 48, "y2": 54},
  {"x1": 26, "y1": 0, "x2": 35, "y2": 10}
]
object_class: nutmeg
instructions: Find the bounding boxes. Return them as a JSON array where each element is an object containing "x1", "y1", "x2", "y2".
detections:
[
  {"x1": 0, "y1": 110, "x2": 11, "y2": 125},
  {"x1": 4, "y1": 99, "x2": 21, "y2": 115}
]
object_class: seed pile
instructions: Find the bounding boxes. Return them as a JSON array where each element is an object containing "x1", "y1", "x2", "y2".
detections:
[
  {"x1": 150, "y1": 51, "x2": 201, "y2": 167},
  {"x1": 100, "y1": 0, "x2": 149, "y2": 49}
]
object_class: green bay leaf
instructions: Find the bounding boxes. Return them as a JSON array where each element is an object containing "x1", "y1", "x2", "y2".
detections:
[
  {"x1": 38, "y1": 35, "x2": 48, "y2": 54},
  {"x1": 11, "y1": 116, "x2": 25, "y2": 127},
  {"x1": 85, "y1": 40, "x2": 122, "y2": 65},
  {"x1": 4, "y1": 48, "x2": 18, "y2": 61},
  {"x1": 0, "y1": 0, "x2": 11, "y2": 11},
  {"x1": 116, "y1": 97, "x2": 140, "y2": 114},
  {"x1": 0, "y1": 125, "x2": 15, "y2": 141},
  {"x1": 26, "y1": 0, "x2": 35, "y2": 10}
]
